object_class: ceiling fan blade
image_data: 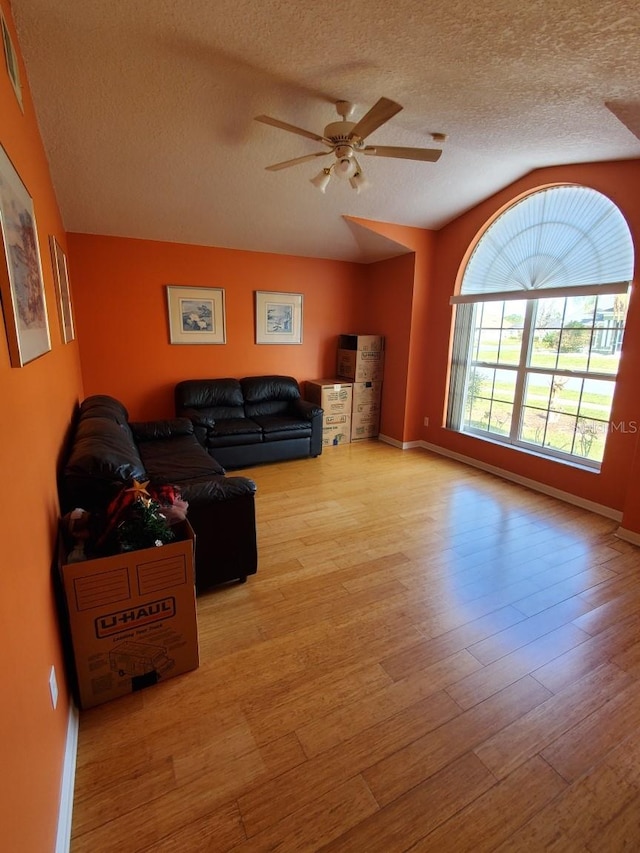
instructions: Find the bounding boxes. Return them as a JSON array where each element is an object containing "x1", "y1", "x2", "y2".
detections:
[
  {"x1": 348, "y1": 97, "x2": 403, "y2": 142},
  {"x1": 255, "y1": 115, "x2": 333, "y2": 147},
  {"x1": 362, "y1": 145, "x2": 443, "y2": 162},
  {"x1": 265, "y1": 151, "x2": 330, "y2": 171}
]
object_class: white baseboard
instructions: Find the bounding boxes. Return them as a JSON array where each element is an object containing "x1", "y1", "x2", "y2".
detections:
[
  {"x1": 420, "y1": 440, "x2": 622, "y2": 520},
  {"x1": 379, "y1": 435, "x2": 622, "y2": 521},
  {"x1": 378, "y1": 434, "x2": 423, "y2": 449},
  {"x1": 56, "y1": 701, "x2": 79, "y2": 853},
  {"x1": 378, "y1": 433, "x2": 403, "y2": 448},
  {"x1": 614, "y1": 527, "x2": 640, "y2": 546}
]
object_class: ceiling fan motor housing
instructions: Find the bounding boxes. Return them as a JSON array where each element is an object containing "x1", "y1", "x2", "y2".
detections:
[{"x1": 324, "y1": 121, "x2": 361, "y2": 152}]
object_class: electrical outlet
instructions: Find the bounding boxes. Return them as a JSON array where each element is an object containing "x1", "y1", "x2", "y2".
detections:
[
  {"x1": 423, "y1": 417, "x2": 429, "y2": 427},
  {"x1": 49, "y1": 665, "x2": 58, "y2": 710}
]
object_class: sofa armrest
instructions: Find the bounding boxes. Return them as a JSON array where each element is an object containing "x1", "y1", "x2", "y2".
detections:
[
  {"x1": 292, "y1": 399, "x2": 323, "y2": 420},
  {"x1": 291, "y1": 399, "x2": 323, "y2": 457},
  {"x1": 176, "y1": 407, "x2": 216, "y2": 448},
  {"x1": 180, "y1": 475, "x2": 257, "y2": 504},
  {"x1": 186, "y1": 485, "x2": 257, "y2": 591},
  {"x1": 130, "y1": 418, "x2": 195, "y2": 442}
]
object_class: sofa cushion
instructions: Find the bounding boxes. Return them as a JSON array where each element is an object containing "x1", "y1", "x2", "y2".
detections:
[
  {"x1": 241, "y1": 375, "x2": 301, "y2": 418},
  {"x1": 78, "y1": 395, "x2": 130, "y2": 425},
  {"x1": 65, "y1": 416, "x2": 146, "y2": 482},
  {"x1": 245, "y1": 399, "x2": 292, "y2": 418},
  {"x1": 196, "y1": 403, "x2": 246, "y2": 423},
  {"x1": 176, "y1": 378, "x2": 245, "y2": 412},
  {"x1": 62, "y1": 415, "x2": 147, "y2": 510},
  {"x1": 251, "y1": 415, "x2": 312, "y2": 442},
  {"x1": 207, "y1": 418, "x2": 263, "y2": 448},
  {"x1": 138, "y1": 434, "x2": 225, "y2": 483},
  {"x1": 130, "y1": 418, "x2": 195, "y2": 441}
]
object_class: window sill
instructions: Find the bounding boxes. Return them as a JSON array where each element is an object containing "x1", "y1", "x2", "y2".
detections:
[{"x1": 455, "y1": 428, "x2": 601, "y2": 474}]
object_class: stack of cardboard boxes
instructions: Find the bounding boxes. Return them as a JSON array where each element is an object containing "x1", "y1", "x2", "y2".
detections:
[
  {"x1": 306, "y1": 334, "x2": 385, "y2": 447},
  {"x1": 338, "y1": 334, "x2": 384, "y2": 441}
]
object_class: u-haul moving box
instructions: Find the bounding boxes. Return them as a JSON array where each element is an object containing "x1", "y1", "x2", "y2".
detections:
[
  {"x1": 58, "y1": 521, "x2": 199, "y2": 709},
  {"x1": 351, "y1": 406, "x2": 381, "y2": 441},
  {"x1": 337, "y1": 335, "x2": 385, "y2": 382},
  {"x1": 322, "y1": 414, "x2": 351, "y2": 446},
  {"x1": 305, "y1": 379, "x2": 353, "y2": 415},
  {"x1": 352, "y1": 380, "x2": 382, "y2": 408},
  {"x1": 337, "y1": 350, "x2": 384, "y2": 382},
  {"x1": 338, "y1": 334, "x2": 385, "y2": 352}
]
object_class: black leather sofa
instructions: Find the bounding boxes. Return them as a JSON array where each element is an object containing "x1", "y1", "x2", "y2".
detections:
[
  {"x1": 175, "y1": 375, "x2": 323, "y2": 469},
  {"x1": 60, "y1": 395, "x2": 258, "y2": 592}
]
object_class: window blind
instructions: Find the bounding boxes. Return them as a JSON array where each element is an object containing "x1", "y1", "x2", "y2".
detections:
[{"x1": 451, "y1": 186, "x2": 634, "y2": 305}]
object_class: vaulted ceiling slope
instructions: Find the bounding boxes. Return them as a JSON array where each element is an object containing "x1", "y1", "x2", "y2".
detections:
[{"x1": 11, "y1": 0, "x2": 640, "y2": 263}]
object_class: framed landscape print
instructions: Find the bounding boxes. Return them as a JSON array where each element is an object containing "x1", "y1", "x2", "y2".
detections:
[
  {"x1": 166, "y1": 285, "x2": 226, "y2": 344},
  {"x1": 255, "y1": 290, "x2": 303, "y2": 344},
  {"x1": 49, "y1": 235, "x2": 75, "y2": 343},
  {"x1": 1, "y1": 11, "x2": 23, "y2": 111},
  {"x1": 0, "y1": 144, "x2": 51, "y2": 367}
]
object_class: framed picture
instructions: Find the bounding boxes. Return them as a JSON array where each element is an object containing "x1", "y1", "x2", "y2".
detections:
[
  {"x1": 166, "y1": 285, "x2": 226, "y2": 344},
  {"x1": 1, "y1": 11, "x2": 23, "y2": 111},
  {"x1": 255, "y1": 290, "x2": 303, "y2": 344},
  {"x1": 49, "y1": 236, "x2": 75, "y2": 343},
  {"x1": 0, "y1": 144, "x2": 50, "y2": 367}
]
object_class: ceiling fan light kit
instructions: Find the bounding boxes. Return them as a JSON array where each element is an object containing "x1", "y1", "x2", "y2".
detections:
[
  {"x1": 349, "y1": 170, "x2": 369, "y2": 194},
  {"x1": 310, "y1": 159, "x2": 367, "y2": 194},
  {"x1": 256, "y1": 96, "x2": 443, "y2": 194},
  {"x1": 333, "y1": 157, "x2": 356, "y2": 178},
  {"x1": 310, "y1": 168, "x2": 332, "y2": 193}
]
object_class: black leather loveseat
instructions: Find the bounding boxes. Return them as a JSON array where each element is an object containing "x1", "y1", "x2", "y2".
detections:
[
  {"x1": 60, "y1": 395, "x2": 258, "y2": 592},
  {"x1": 175, "y1": 375, "x2": 323, "y2": 469}
]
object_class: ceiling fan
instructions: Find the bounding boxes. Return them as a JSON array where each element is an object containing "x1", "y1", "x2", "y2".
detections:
[{"x1": 255, "y1": 97, "x2": 444, "y2": 193}]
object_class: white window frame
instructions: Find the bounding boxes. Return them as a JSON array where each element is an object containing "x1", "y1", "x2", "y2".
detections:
[{"x1": 461, "y1": 296, "x2": 624, "y2": 468}]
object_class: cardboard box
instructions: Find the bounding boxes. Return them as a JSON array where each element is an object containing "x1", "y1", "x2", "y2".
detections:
[
  {"x1": 323, "y1": 413, "x2": 351, "y2": 427},
  {"x1": 351, "y1": 407, "x2": 381, "y2": 441},
  {"x1": 58, "y1": 521, "x2": 199, "y2": 709},
  {"x1": 337, "y1": 348, "x2": 385, "y2": 382},
  {"x1": 352, "y1": 400, "x2": 381, "y2": 416},
  {"x1": 352, "y1": 380, "x2": 382, "y2": 408},
  {"x1": 338, "y1": 334, "x2": 385, "y2": 353},
  {"x1": 306, "y1": 379, "x2": 353, "y2": 415},
  {"x1": 322, "y1": 415, "x2": 351, "y2": 446}
]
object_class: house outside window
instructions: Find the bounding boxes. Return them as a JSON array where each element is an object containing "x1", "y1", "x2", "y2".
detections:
[{"x1": 447, "y1": 185, "x2": 634, "y2": 469}]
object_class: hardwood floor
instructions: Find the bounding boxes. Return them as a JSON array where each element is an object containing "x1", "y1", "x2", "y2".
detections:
[{"x1": 70, "y1": 441, "x2": 640, "y2": 851}]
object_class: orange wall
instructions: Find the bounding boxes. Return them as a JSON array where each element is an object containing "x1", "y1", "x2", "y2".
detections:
[
  {"x1": 67, "y1": 234, "x2": 366, "y2": 419},
  {"x1": 424, "y1": 160, "x2": 640, "y2": 514},
  {"x1": 360, "y1": 252, "x2": 415, "y2": 440},
  {"x1": 353, "y1": 219, "x2": 437, "y2": 442},
  {"x1": 0, "y1": 3, "x2": 84, "y2": 850}
]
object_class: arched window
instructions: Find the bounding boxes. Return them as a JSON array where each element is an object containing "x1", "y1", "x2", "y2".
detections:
[{"x1": 447, "y1": 185, "x2": 634, "y2": 468}]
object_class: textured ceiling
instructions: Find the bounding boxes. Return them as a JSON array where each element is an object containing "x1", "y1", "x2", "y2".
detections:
[{"x1": 10, "y1": 0, "x2": 640, "y2": 263}]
